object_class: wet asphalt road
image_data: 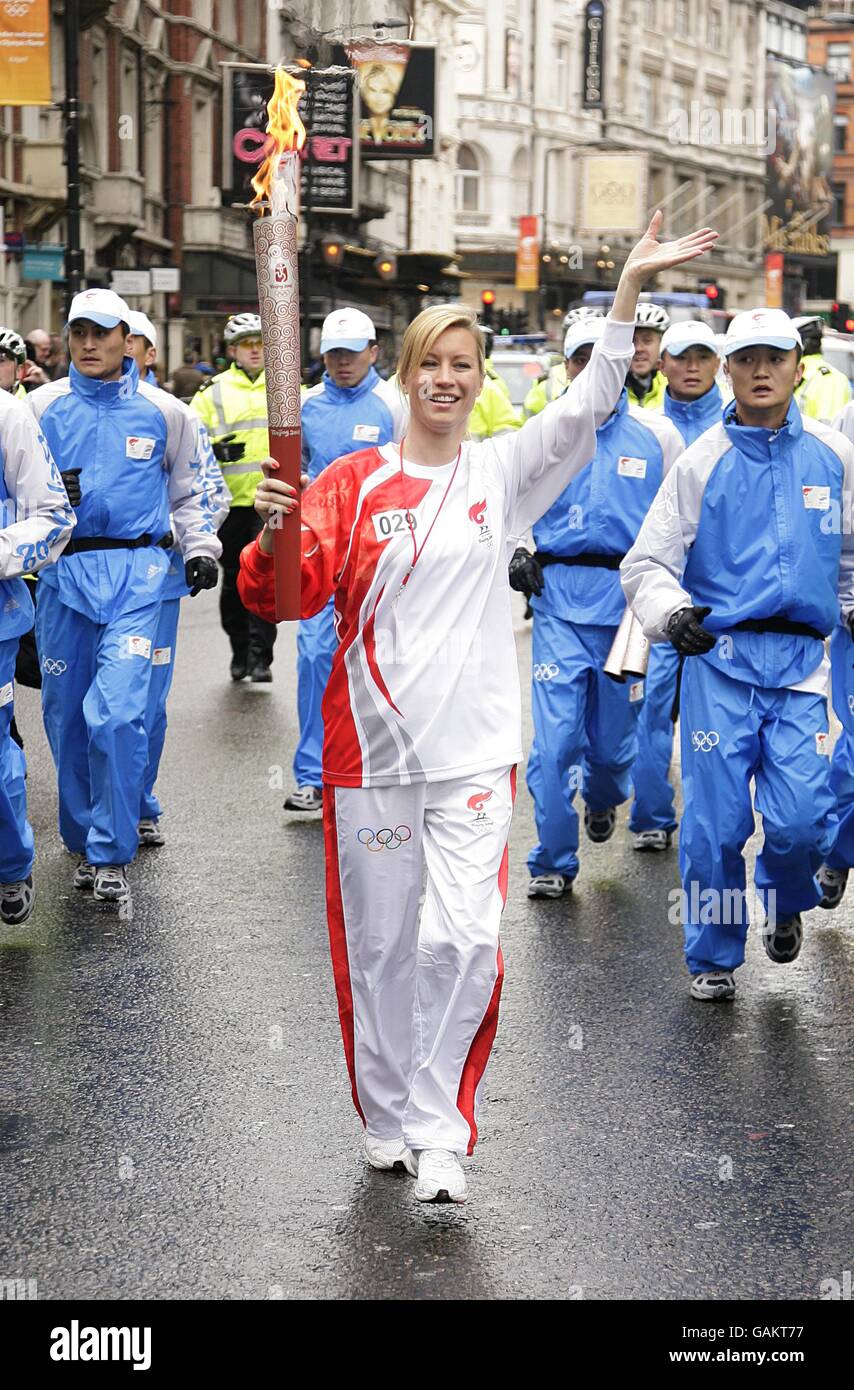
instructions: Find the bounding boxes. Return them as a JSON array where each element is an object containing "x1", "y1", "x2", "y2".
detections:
[{"x1": 1, "y1": 592, "x2": 852, "y2": 1302}]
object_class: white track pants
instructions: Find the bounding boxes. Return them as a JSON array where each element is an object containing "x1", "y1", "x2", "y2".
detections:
[{"x1": 323, "y1": 766, "x2": 516, "y2": 1155}]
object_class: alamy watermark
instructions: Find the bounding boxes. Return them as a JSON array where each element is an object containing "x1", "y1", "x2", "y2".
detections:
[
  {"x1": 668, "y1": 884, "x2": 776, "y2": 929},
  {"x1": 667, "y1": 102, "x2": 776, "y2": 156}
]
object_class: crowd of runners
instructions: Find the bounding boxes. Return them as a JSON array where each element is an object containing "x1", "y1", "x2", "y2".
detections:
[{"x1": 3, "y1": 211, "x2": 854, "y2": 1203}]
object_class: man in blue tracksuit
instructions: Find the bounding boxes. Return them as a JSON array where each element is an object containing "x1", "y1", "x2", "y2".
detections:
[
  {"x1": 0, "y1": 393, "x2": 74, "y2": 924},
  {"x1": 629, "y1": 320, "x2": 724, "y2": 851},
  {"x1": 508, "y1": 316, "x2": 683, "y2": 898},
  {"x1": 124, "y1": 330, "x2": 230, "y2": 847},
  {"x1": 27, "y1": 288, "x2": 222, "y2": 903},
  {"x1": 622, "y1": 308, "x2": 854, "y2": 1001},
  {"x1": 283, "y1": 307, "x2": 406, "y2": 812},
  {"x1": 814, "y1": 397, "x2": 854, "y2": 909}
]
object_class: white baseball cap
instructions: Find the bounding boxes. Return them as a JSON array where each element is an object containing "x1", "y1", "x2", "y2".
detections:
[
  {"x1": 127, "y1": 310, "x2": 157, "y2": 348},
  {"x1": 722, "y1": 308, "x2": 803, "y2": 356},
  {"x1": 564, "y1": 316, "x2": 606, "y2": 359},
  {"x1": 67, "y1": 287, "x2": 131, "y2": 330},
  {"x1": 320, "y1": 307, "x2": 376, "y2": 353},
  {"x1": 660, "y1": 320, "x2": 720, "y2": 358}
]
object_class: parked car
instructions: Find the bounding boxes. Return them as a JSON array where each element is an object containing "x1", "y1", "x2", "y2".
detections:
[
  {"x1": 820, "y1": 331, "x2": 854, "y2": 393},
  {"x1": 490, "y1": 351, "x2": 555, "y2": 412}
]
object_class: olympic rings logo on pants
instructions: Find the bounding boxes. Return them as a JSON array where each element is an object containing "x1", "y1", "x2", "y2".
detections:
[
  {"x1": 691, "y1": 729, "x2": 720, "y2": 752},
  {"x1": 534, "y1": 663, "x2": 559, "y2": 681},
  {"x1": 356, "y1": 826, "x2": 413, "y2": 852},
  {"x1": 42, "y1": 658, "x2": 67, "y2": 676}
]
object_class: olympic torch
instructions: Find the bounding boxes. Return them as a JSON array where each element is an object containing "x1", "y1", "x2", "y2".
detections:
[{"x1": 250, "y1": 68, "x2": 307, "y2": 621}]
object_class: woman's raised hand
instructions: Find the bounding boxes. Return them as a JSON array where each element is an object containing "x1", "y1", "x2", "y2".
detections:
[{"x1": 623, "y1": 210, "x2": 719, "y2": 286}]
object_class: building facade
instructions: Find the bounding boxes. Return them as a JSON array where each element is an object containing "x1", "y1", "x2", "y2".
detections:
[
  {"x1": 808, "y1": 4, "x2": 854, "y2": 302},
  {"x1": 453, "y1": 1, "x2": 781, "y2": 337}
]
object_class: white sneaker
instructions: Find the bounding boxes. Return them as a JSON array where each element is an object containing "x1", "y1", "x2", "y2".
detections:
[
  {"x1": 414, "y1": 1149, "x2": 467, "y2": 1203},
  {"x1": 632, "y1": 829, "x2": 672, "y2": 852},
  {"x1": 138, "y1": 818, "x2": 165, "y2": 847},
  {"x1": 690, "y1": 970, "x2": 736, "y2": 1002},
  {"x1": 283, "y1": 785, "x2": 322, "y2": 812},
  {"x1": 364, "y1": 1134, "x2": 417, "y2": 1176},
  {"x1": 528, "y1": 872, "x2": 571, "y2": 899}
]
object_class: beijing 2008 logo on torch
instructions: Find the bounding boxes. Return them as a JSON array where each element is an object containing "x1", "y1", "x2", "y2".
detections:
[{"x1": 467, "y1": 789, "x2": 494, "y2": 833}]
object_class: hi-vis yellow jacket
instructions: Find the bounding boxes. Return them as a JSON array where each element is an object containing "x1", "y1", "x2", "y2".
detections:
[
  {"x1": 190, "y1": 364, "x2": 270, "y2": 507},
  {"x1": 794, "y1": 353, "x2": 851, "y2": 424}
]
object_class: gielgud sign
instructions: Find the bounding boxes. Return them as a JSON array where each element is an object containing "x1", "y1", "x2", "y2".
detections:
[{"x1": 765, "y1": 56, "x2": 834, "y2": 256}]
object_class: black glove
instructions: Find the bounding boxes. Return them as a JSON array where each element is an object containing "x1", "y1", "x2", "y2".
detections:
[
  {"x1": 60, "y1": 468, "x2": 82, "y2": 508},
  {"x1": 666, "y1": 605, "x2": 716, "y2": 656},
  {"x1": 212, "y1": 433, "x2": 246, "y2": 464},
  {"x1": 509, "y1": 547, "x2": 544, "y2": 599},
  {"x1": 185, "y1": 557, "x2": 219, "y2": 597},
  {"x1": 847, "y1": 612, "x2": 854, "y2": 642}
]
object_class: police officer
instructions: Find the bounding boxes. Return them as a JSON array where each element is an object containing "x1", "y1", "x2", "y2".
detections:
[
  {"x1": 792, "y1": 315, "x2": 851, "y2": 424},
  {"x1": 623, "y1": 308, "x2": 854, "y2": 1001},
  {"x1": 191, "y1": 313, "x2": 276, "y2": 683},
  {"x1": 0, "y1": 329, "x2": 28, "y2": 401},
  {"x1": 28, "y1": 288, "x2": 221, "y2": 904},
  {"x1": 125, "y1": 314, "x2": 230, "y2": 849},
  {"x1": 626, "y1": 302, "x2": 669, "y2": 409},
  {"x1": 284, "y1": 307, "x2": 406, "y2": 812},
  {"x1": 0, "y1": 391, "x2": 74, "y2": 924},
  {"x1": 469, "y1": 326, "x2": 522, "y2": 441},
  {"x1": 509, "y1": 315, "x2": 683, "y2": 898},
  {"x1": 629, "y1": 321, "x2": 724, "y2": 851}
]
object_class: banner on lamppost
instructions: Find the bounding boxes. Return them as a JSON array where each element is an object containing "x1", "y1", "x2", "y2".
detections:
[
  {"x1": 582, "y1": 1, "x2": 605, "y2": 110},
  {"x1": 765, "y1": 251, "x2": 784, "y2": 308},
  {"x1": 579, "y1": 153, "x2": 647, "y2": 236},
  {"x1": 515, "y1": 216, "x2": 539, "y2": 290},
  {"x1": 0, "y1": 0, "x2": 52, "y2": 105}
]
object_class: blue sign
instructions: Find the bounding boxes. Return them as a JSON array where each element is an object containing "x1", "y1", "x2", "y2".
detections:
[{"x1": 22, "y1": 245, "x2": 66, "y2": 282}]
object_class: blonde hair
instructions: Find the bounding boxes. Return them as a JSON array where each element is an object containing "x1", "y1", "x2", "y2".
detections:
[{"x1": 396, "y1": 303, "x2": 485, "y2": 394}]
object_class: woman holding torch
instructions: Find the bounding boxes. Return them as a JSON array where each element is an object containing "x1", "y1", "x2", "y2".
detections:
[{"x1": 239, "y1": 212, "x2": 717, "y2": 1204}]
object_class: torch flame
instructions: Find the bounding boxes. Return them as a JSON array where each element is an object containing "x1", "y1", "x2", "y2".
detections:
[{"x1": 250, "y1": 66, "x2": 307, "y2": 210}]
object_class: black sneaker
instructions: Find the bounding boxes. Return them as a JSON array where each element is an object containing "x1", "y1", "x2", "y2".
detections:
[
  {"x1": 248, "y1": 663, "x2": 273, "y2": 683},
  {"x1": 816, "y1": 864, "x2": 849, "y2": 910},
  {"x1": 584, "y1": 806, "x2": 616, "y2": 844},
  {"x1": 0, "y1": 874, "x2": 34, "y2": 925},
  {"x1": 230, "y1": 655, "x2": 249, "y2": 682},
  {"x1": 761, "y1": 912, "x2": 803, "y2": 965},
  {"x1": 93, "y1": 864, "x2": 130, "y2": 903}
]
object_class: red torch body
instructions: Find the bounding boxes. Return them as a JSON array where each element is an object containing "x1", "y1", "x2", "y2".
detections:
[{"x1": 253, "y1": 172, "x2": 303, "y2": 622}]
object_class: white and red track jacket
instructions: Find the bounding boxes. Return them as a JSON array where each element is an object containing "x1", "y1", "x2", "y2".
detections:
[{"x1": 239, "y1": 316, "x2": 635, "y2": 787}]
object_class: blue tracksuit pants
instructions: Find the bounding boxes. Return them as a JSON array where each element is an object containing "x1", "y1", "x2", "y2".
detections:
[
  {"x1": 679, "y1": 657, "x2": 836, "y2": 975},
  {"x1": 37, "y1": 589, "x2": 161, "y2": 866},
  {"x1": 527, "y1": 610, "x2": 643, "y2": 880},
  {"x1": 629, "y1": 641, "x2": 680, "y2": 833},
  {"x1": 826, "y1": 625, "x2": 854, "y2": 870},
  {"x1": 292, "y1": 598, "x2": 337, "y2": 788},
  {"x1": 140, "y1": 597, "x2": 181, "y2": 822},
  {"x1": 0, "y1": 637, "x2": 34, "y2": 883}
]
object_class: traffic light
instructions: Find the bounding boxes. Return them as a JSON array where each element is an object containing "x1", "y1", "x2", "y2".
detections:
[
  {"x1": 374, "y1": 253, "x2": 397, "y2": 282},
  {"x1": 831, "y1": 300, "x2": 854, "y2": 332},
  {"x1": 321, "y1": 235, "x2": 345, "y2": 268},
  {"x1": 700, "y1": 280, "x2": 725, "y2": 310},
  {"x1": 481, "y1": 288, "x2": 496, "y2": 325}
]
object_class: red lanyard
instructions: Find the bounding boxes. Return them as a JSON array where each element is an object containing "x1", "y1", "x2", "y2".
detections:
[{"x1": 397, "y1": 438, "x2": 462, "y2": 589}]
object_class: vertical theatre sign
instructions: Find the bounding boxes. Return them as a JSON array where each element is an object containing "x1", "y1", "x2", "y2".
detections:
[{"x1": 582, "y1": 1, "x2": 605, "y2": 111}]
